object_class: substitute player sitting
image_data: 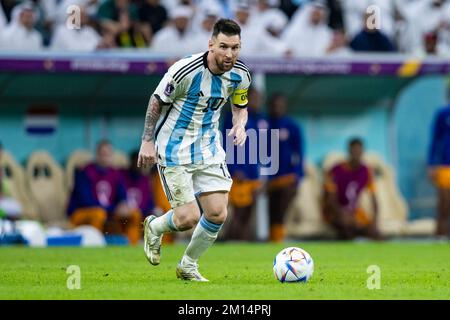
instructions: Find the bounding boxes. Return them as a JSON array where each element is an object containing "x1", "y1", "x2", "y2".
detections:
[
  {"x1": 138, "y1": 19, "x2": 251, "y2": 281},
  {"x1": 322, "y1": 138, "x2": 380, "y2": 240}
]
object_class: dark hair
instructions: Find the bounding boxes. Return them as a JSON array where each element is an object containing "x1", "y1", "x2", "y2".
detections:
[
  {"x1": 349, "y1": 137, "x2": 364, "y2": 148},
  {"x1": 96, "y1": 139, "x2": 112, "y2": 151},
  {"x1": 212, "y1": 19, "x2": 241, "y2": 38}
]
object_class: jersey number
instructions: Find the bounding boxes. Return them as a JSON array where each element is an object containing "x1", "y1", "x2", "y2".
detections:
[{"x1": 202, "y1": 97, "x2": 225, "y2": 113}]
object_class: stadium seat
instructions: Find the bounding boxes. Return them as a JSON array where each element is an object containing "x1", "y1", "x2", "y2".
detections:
[
  {"x1": 285, "y1": 162, "x2": 336, "y2": 239},
  {"x1": 362, "y1": 153, "x2": 409, "y2": 236},
  {"x1": 26, "y1": 151, "x2": 68, "y2": 227},
  {"x1": 112, "y1": 151, "x2": 130, "y2": 169},
  {"x1": 65, "y1": 150, "x2": 93, "y2": 192},
  {"x1": 0, "y1": 150, "x2": 39, "y2": 220}
]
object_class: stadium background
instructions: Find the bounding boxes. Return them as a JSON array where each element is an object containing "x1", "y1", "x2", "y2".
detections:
[{"x1": 0, "y1": 54, "x2": 446, "y2": 224}]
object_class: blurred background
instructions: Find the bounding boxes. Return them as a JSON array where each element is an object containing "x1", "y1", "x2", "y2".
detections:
[{"x1": 1, "y1": 0, "x2": 449, "y2": 247}]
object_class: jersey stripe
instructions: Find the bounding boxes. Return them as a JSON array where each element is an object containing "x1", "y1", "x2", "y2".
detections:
[
  {"x1": 172, "y1": 56, "x2": 203, "y2": 81},
  {"x1": 206, "y1": 75, "x2": 222, "y2": 157},
  {"x1": 157, "y1": 165, "x2": 173, "y2": 201},
  {"x1": 174, "y1": 60, "x2": 203, "y2": 84},
  {"x1": 155, "y1": 105, "x2": 173, "y2": 140},
  {"x1": 234, "y1": 65, "x2": 250, "y2": 75},
  {"x1": 165, "y1": 72, "x2": 203, "y2": 165},
  {"x1": 230, "y1": 71, "x2": 242, "y2": 89},
  {"x1": 235, "y1": 61, "x2": 249, "y2": 70}
]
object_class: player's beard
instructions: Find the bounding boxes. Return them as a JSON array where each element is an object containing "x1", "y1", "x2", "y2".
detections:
[{"x1": 217, "y1": 56, "x2": 235, "y2": 72}]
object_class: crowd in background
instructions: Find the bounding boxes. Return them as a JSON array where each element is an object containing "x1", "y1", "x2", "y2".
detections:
[{"x1": 0, "y1": 0, "x2": 450, "y2": 57}]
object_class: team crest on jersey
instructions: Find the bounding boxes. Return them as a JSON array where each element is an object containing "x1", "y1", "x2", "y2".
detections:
[
  {"x1": 227, "y1": 85, "x2": 234, "y2": 96},
  {"x1": 164, "y1": 83, "x2": 175, "y2": 96}
]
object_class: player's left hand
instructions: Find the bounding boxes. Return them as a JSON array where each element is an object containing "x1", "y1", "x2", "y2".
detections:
[{"x1": 228, "y1": 124, "x2": 246, "y2": 146}]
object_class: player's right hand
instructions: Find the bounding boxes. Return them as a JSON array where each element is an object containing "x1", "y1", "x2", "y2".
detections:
[{"x1": 138, "y1": 140, "x2": 156, "y2": 168}]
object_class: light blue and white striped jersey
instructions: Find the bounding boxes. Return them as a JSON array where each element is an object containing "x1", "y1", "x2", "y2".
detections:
[{"x1": 153, "y1": 52, "x2": 251, "y2": 166}]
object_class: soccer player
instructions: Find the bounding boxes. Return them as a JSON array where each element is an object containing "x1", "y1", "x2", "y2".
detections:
[
  {"x1": 138, "y1": 19, "x2": 251, "y2": 281},
  {"x1": 267, "y1": 93, "x2": 304, "y2": 242},
  {"x1": 428, "y1": 103, "x2": 450, "y2": 238},
  {"x1": 322, "y1": 138, "x2": 380, "y2": 240}
]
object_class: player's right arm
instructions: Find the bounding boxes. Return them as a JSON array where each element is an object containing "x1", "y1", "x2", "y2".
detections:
[{"x1": 138, "y1": 95, "x2": 164, "y2": 168}]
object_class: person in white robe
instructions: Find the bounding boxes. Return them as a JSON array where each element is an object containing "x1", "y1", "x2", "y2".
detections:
[
  {"x1": 282, "y1": 1, "x2": 334, "y2": 57},
  {"x1": 0, "y1": 1, "x2": 43, "y2": 52}
]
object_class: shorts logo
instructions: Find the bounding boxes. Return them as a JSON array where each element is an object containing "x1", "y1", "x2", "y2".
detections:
[{"x1": 164, "y1": 83, "x2": 175, "y2": 96}]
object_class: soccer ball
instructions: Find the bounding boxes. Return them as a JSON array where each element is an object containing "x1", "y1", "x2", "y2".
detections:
[{"x1": 273, "y1": 247, "x2": 314, "y2": 283}]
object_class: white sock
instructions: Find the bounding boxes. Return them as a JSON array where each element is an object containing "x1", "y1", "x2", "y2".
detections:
[
  {"x1": 149, "y1": 210, "x2": 178, "y2": 236},
  {"x1": 183, "y1": 215, "x2": 222, "y2": 263}
]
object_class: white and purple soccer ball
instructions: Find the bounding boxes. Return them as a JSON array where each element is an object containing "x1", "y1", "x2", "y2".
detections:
[{"x1": 273, "y1": 247, "x2": 314, "y2": 283}]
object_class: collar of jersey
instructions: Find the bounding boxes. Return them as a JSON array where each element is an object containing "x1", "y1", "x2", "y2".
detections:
[{"x1": 203, "y1": 51, "x2": 225, "y2": 76}]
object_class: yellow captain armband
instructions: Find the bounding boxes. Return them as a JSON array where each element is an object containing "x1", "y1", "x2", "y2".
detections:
[{"x1": 232, "y1": 89, "x2": 248, "y2": 107}]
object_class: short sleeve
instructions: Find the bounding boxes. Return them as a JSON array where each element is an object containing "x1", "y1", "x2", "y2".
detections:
[{"x1": 153, "y1": 70, "x2": 180, "y2": 105}]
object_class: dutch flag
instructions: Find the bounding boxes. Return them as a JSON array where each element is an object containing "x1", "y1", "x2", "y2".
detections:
[{"x1": 25, "y1": 107, "x2": 58, "y2": 135}]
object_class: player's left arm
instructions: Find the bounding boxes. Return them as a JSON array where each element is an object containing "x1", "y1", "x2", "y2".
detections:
[
  {"x1": 228, "y1": 69, "x2": 251, "y2": 146},
  {"x1": 228, "y1": 105, "x2": 248, "y2": 146}
]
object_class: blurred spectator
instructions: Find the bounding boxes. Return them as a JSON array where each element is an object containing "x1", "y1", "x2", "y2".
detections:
[
  {"x1": 249, "y1": 4, "x2": 291, "y2": 57},
  {"x1": 0, "y1": 1, "x2": 6, "y2": 28},
  {"x1": 67, "y1": 140, "x2": 142, "y2": 245},
  {"x1": 278, "y1": 0, "x2": 301, "y2": 19},
  {"x1": 233, "y1": 1, "x2": 260, "y2": 56},
  {"x1": 325, "y1": 0, "x2": 343, "y2": 30},
  {"x1": 138, "y1": 0, "x2": 168, "y2": 43},
  {"x1": 222, "y1": 87, "x2": 267, "y2": 241},
  {"x1": 428, "y1": 101, "x2": 450, "y2": 238},
  {"x1": 341, "y1": 0, "x2": 396, "y2": 40},
  {"x1": 97, "y1": 0, "x2": 149, "y2": 47},
  {"x1": 349, "y1": 12, "x2": 396, "y2": 52},
  {"x1": 150, "y1": 5, "x2": 193, "y2": 55},
  {"x1": 51, "y1": 6, "x2": 114, "y2": 51},
  {"x1": 282, "y1": 1, "x2": 334, "y2": 57},
  {"x1": 0, "y1": 142, "x2": 23, "y2": 220},
  {"x1": 322, "y1": 138, "x2": 380, "y2": 240},
  {"x1": 55, "y1": 0, "x2": 100, "y2": 25},
  {"x1": 327, "y1": 29, "x2": 352, "y2": 55},
  {"x1": 0, "y1": 0, "x2": 17, "y2": 22},
  {"x1": 187, "y1": 2, "x2": 219, "y2": 53},
  {"x1": 206, "y1": 0, "x2": 234, "y2": 19},
  {"x1": 249, "y1": 0, "x2": 285, "y2": 30},
  {"x1": 0, "y1": 1, "x2": 43, "y2": 51},
  {"x1": 266, "y1": 92, "x2": 304, "y2": 242},
  {"x1": 396, "y1": 0, "x2": 450, "y2": 56}
]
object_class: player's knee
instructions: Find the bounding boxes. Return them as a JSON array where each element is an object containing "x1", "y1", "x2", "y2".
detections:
[
  {"x1": 176, "y1": 214, "x2": 200, "y2": 230},
  {"x1": 173, "y1": 205, "x2": 201, "y2": 230},
  {"x1": 206, "y1": 206, "x2": 228, "y2": 224}
]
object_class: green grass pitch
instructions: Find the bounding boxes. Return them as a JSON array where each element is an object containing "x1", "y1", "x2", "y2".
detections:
[{"x1": 1, "y1": 242, "x2": 449, "y2": 300}]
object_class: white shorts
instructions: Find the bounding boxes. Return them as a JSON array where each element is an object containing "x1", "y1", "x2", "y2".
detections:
[{"x1": 156, "y1": 163, "x2": 233, "y2": 208}]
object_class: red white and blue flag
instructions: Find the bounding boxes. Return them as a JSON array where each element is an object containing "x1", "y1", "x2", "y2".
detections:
[{"x1": 25, "y1": 107, "x2": 58, "y2": 135}]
